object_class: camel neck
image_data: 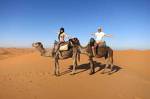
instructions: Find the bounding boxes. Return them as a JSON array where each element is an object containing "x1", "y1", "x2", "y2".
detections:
[{"x1": 37, "y1": 47, "x2": 45, "y2": 54}]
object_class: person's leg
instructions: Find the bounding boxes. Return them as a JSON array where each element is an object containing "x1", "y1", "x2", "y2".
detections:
[{"x1": 96, "y1": 40, "x2": 102, "y2": 55}]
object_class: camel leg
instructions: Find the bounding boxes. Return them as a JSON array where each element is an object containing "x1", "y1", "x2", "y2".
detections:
[
  {"x1": 108, "y1": 50, "x2": 114, "y2": 74},
  {"x1": 89, "y1": 57, "x2": 95, "y2": 75},
  {"x1": 110, "y1": 62, "x2": 113, "y2": 72},
  {"x1": 102, "y1": 58, "x2": 109, "y2": 74},
  {"x1": 110, "y1": 56, "x2": 114, "y2": 71},
  {"x1": 108, "y1": 63, "x2": 114, "y2": 75},
  {"x1": 71, "y1": 48, "x2": 78, "y2": 75},
  {"x1": 54, "y1": 55, "x2": 60, "y2": 76},
  {"x1": 71, "y1": 55, "x2": 77, "y2": 75},
  {"x1": 108, "y1": 57, "x2": 114, "y2": 75},
  {"x1": 56, "y1": 59, "x2": 60, "y2": 76},
  {"x1": 54, "y1": 59, "x2": 57, "y2": 76},
  {"x1": 54, "y1": 57, "x2": 58, "y2": 76}
]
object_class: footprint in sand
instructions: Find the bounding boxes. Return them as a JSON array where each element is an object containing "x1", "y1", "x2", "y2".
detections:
[
  {"x1": 8, "y1": 78, "x2": 12, "y2": 81},
  {"x1": 29, "y1": 80, "x2": 32, "y2": 83},
  {"x1": 38, "y1": 72, "x2": 45, "y2": 76}
]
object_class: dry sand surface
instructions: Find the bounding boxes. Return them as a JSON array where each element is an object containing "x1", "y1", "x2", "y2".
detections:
[
  {"x1": 0, "y1": 48, "x2": 35, "y2": 60},
  {"x1": 0, "y1": 48, "x2": 150, "y2": 99}
]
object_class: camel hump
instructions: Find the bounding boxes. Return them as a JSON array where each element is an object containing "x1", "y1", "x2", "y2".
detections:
[{"x1": 56, "y1": 37, "x2": 80, "y2": 51}]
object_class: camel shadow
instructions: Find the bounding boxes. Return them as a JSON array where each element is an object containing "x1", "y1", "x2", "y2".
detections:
[
  {"x1": 94, "y1": 62, "x2": 122, "y2": 75},
  {"x1": 60, "y1": 63, "x2": 90, "y2": 76},
  {"x1": 108, "y1": 65, "x2": 122, "y2": 75},
  {"x1": 60, "y1": 61, "x2": 122, "y2": 76}
]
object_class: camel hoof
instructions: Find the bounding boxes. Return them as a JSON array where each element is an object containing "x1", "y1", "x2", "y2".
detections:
[
  {"x1": 53, "y1": 72, "x2": 60, "y2": 77},
  {"x1": 101, "y1": 71, "x2": 105, "y2": 74},
  {"x1": 53, "y1": 73, "x2": 57, "y2": 76},
  {"x1": 56, "y1": 74, "x2": 60, "y2": 77},
  {"x1": 108, "y1": 72, "x2": 112, "y2": 75},
  {"x1": 70, "y1": 72, "x2": 76, "y2": 75},
  {"x1": 89, "y1": 72, "x2": 94, "y2": 75},
  {"x1": 108, "y1": 71, "x2": 113, "y2": 75}
]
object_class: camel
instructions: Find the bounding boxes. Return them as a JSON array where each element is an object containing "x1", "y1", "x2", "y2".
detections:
[
  {"x1": 80, "y1": 38, "x2": 114, "y2": 75},
  {"x1": 32, "y1": 38, "x2": 80, "y2": 76}
]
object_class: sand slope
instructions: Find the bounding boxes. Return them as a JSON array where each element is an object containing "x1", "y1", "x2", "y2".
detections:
[
  {"x1": 0, "y1": 48, "x2": 35, "y2": 60},
  {"x1": 0, "y1": 49, "x2": 150, "y2": 99}
]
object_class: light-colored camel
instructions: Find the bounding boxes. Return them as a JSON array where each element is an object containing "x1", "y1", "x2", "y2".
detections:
[{"x1": 32, "y1": 38, "x2": 80, "y2": 76}]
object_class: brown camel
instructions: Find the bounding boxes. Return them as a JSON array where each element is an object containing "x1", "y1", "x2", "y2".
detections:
[
  {"x1": 32, "y1": 38, "x2": 80, "y2": 76},
  {"x1": 80, "y1": 38, "x2": 114, "y2": 75}
]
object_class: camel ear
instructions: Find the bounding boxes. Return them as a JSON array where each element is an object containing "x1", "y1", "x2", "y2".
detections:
[
  {"x1": 32, "y1": 43, "x2": 34, "y2": 46},
  {"x1": 54, "y1": 40, "x2": 58, "y2": 44},
  {"x1": 74, "y1": 38, "x2": 77, "y2": 41},
  {"x1": 37, "y1": 42, "x2": 42, "y2": 45},
  {"x1": 69, "y1": 39, "x2": 72, "y2": 42}
]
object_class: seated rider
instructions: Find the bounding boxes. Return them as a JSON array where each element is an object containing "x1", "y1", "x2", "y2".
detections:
[
  {"x1": 58, "y1": 27, "x2": 69, "y2": 43},
  {"x1": 55, "y1": 27, "x2": 70, "y2": 54},
  {"x1": 91, "y1": 27, "x2": 112, "y2": 56}
]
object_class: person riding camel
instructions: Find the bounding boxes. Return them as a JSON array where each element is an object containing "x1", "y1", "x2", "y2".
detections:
[
  {"x1": 91, "y1": 27, "x2": 112, "y2": 56},
  {"x1": 55, "y1": 27, "x2": 70, "y2": 55},
  {"x1": 58, "y1": 27, "x2": 69, "y2": 42}
]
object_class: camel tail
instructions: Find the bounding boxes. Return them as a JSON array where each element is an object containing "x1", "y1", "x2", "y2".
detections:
[
  {"x1": 111, "y1": 54, "x2": 113, "y2": 64},
  {"x1": 110, "y1": 49, "x2": 114, "y2": 64},
  {"x1": 78, "y1": 53, "x2": 80, "y2": 62},
  {"x1": 107, "y1": 47, "x2": 113, "y2": 65}
]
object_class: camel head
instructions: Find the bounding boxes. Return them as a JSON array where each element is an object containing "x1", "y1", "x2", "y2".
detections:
[
  {"x1": 32, "y1": 42, "x2": 46, "y2": 56},
  {"x1": 32, "y1": 42, "x2": 52, "y2": 57},
  {"x1": 69, "y1": 38, "x2": 80, "y2": 47},
  {"x1": 32, "y1": 42, "x2": 44, "y2": 49}
]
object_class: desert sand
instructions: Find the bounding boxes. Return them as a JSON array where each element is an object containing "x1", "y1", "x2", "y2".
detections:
[
  {"x1": 0, "y1": 48, "x2": 150, "y2": 99},
  {"x1": 0, "y1": 48, "x2": 35, "y2": 60}
]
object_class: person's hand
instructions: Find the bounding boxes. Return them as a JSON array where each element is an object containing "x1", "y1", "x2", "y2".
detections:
[
  {"x1": 56, "y1": 31, "x2": 59, "y2": 34},
  {"x1": 105, "y1": 34, "x2": 112, "y2": 37},
  {"x1": 109, "y1": 34, "x2": 113, "y2": 37}
]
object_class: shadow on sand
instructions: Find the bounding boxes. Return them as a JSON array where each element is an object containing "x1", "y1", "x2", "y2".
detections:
[{"x1": 60, "y1": 61, "x2": 122, "y2": 76}]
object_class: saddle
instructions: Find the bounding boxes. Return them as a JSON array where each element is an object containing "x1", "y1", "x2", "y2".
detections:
[
  {"x1": 90, "y1": 38, "x2": 106, "y2": 56},
  {"x1": 59, "y1": 42, "x2": 70, "y2": 51},
  {"x1": 96, "y1": 41, "x2": 106, "y2": 47}
]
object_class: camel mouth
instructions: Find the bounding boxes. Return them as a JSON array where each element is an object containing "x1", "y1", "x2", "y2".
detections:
[
  {"x1": 32, "y1": 43, "x2": 39, "y2": 48},
  {"x1": 32, "y1": 43, "x2": 35, "y2": 47},
  {"x1": 32, "y1": 43, "x2": 36, "y2": 47}
]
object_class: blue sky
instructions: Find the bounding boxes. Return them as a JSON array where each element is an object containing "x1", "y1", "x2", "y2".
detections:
[{"x1": 0, "y1": 0, "x2": 150, "y2": 49}]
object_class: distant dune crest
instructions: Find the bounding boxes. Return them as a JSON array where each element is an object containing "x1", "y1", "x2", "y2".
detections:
[{"x1": 0, "y1": 48, "x2": 35, "y2": 60}]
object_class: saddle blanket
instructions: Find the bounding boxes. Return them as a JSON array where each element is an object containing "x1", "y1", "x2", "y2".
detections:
[{"x1": 59, "y1": 44, "x2": 68, "y2": 51}]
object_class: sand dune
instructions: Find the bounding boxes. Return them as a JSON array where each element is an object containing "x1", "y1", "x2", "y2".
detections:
[
  {"x1": 0, "y1": 49, "x2": 150, "y2": 99},
  {"x1": 0, "y1": 48, "x2": 35, "y2": 60}
]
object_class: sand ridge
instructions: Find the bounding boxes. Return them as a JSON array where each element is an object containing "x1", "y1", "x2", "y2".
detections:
[{"x1": 0, "y1": 48, "x2": 35, "y2": 60}]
